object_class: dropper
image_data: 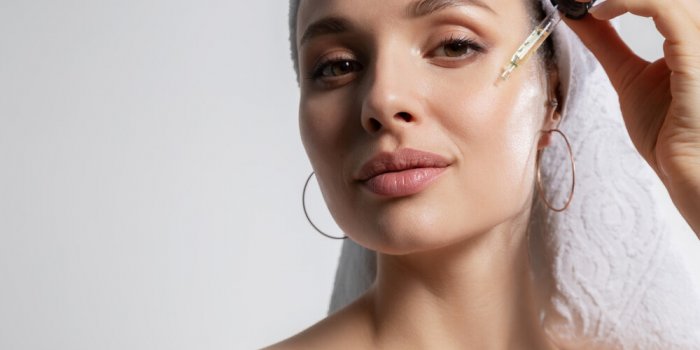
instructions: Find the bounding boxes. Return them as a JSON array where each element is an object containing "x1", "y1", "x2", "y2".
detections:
[{"x1": 500, "y1": 5, "x2": 562, "y2": 81}]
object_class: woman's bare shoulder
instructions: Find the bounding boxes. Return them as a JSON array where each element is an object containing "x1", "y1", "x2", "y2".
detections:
[{"x1": 260, "y1": 294, "x2": 375, "y2": 350}]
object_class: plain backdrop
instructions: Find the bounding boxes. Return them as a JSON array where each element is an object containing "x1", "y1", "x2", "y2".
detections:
[{"x1": 0, "y1": 1, "x2": 691, "y2": 349}]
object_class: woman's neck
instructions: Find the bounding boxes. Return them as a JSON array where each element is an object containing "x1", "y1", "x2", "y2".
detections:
[{"x1": 361, "y1": 221, "x2": 557, "y2": 350}]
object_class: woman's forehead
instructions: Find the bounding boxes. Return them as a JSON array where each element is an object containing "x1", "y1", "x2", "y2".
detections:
[
  {"x1": 297, "y1": 0, "x2": 522, "y2": 24},
  {"x1": 296, "y1": 0, "x2": 527, "y2": 41}
]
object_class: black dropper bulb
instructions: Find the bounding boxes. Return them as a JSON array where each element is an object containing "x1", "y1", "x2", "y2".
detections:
[{"x1": 551, "y1": 0, "x2": 598, "y2": 19}]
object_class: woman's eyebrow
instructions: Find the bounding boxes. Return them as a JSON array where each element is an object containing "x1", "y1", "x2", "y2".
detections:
[
  {"x1": 299, "y1": 0, "x2": 494, "y2": 48},
  {"x1": 300, "y1": 16, "x2": 353, "y2": 48},
  {"x1": 407, "y1": 0, "x2": 495, "y2": 18}
]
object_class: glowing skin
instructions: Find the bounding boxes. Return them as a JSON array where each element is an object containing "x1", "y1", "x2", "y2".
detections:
[
  {"x1": 268, "y1": 0, "x2": 563, "y2": 349},
  {"x1": 298, "y1": 0, "x2": 557, "y2": 255}
]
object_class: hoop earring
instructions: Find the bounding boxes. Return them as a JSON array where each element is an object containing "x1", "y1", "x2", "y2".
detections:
[
  {"x1": 302, "y1": 171, "x2": 348, "y2": 240},
  {"x1": 536, "y1": 129, "x2": 575, "y2": 212}
]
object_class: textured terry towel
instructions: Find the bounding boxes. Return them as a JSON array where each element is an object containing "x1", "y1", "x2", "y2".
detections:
[{"x1": 319, "y1": 2, "x2": 700, "y2": 348}]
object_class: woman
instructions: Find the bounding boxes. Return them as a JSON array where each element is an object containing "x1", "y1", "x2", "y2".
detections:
[{"x1": 265, "y1": 0, "x2": 700, "y2": 348}]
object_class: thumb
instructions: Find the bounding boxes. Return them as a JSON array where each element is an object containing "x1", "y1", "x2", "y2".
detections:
[{"x1": 561, "y1": 15, "x2": 647, "y2": 91}]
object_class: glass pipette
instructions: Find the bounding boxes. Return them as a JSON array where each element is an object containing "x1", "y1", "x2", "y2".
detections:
[{"x1": 500, "y1": 6, "x2": 562, "y2": 81}]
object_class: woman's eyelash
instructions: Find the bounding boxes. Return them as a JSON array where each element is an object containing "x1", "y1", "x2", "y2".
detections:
[
  {"x1": 306, "y1": 35, "x2": 484, "y2": 82},
  {"x1": 437, "y1": 34, "x2": 484, "y2": 55},
  {"x1": 306, "y1": 55, "x2": 358, "y2": 81}
]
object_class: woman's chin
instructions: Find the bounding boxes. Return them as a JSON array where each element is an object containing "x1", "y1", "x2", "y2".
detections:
[
  {"x1": 331, "y1": 196, "x2": 463, "y2": 253},
  {"x1": 348, "y1": 220, "x2": 472, "y2": 256}
]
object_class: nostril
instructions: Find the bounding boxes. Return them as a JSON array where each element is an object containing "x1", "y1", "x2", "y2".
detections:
[
  {"x1": 369, "y1": 118, "x2": 382, "y2": 131},
  {"x1": 397, "y1": 112, "x2": 413, "y2": 122}
]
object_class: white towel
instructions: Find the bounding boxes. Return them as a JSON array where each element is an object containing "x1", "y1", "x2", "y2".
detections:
[{"x1": 326, "y1": 2, "x2": 700, "y2": 348}]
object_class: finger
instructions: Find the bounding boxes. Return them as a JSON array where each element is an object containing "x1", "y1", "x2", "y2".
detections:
[
  {"x1": 663, "y1": 39, "x2": 700, "y2": 77},
  {"x1": 587, "y1": 0, "x2": 698, "y2": 44},
  {"x1": 562, "y1": 15, "x2": 647, "y2": 92}
]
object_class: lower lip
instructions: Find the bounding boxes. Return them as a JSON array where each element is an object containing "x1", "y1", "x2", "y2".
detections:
[{"x1": 361, "y1": 167, "x2": 448, "y2": 197}]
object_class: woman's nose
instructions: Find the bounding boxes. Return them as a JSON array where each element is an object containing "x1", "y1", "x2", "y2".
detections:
[{"x1": 360, "y1": 54, "x2": 421, "y2": 135}]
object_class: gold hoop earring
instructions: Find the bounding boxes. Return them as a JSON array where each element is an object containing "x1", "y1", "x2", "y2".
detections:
[
  {"x1": 536, "y1": 129, "x2": 575, "y2": 212},
  {"x1": 302, "y1": 171, "x2": 347, "y2": 240}
]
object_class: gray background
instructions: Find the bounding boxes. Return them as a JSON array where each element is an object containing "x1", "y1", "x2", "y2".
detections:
[{"x1": 0, "y1": 1, "x2": 692, "y2": 349}]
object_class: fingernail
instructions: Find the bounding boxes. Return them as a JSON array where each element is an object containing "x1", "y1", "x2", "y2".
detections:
[
  {"x1": 587, "y1": 3, "x2": 603, "y2": 18},
  {"x1": 589, "y1": 0, "x2": 607, "y2": 12}
]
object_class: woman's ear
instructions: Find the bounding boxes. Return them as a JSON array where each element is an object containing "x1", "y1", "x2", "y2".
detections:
[{"x1": 538, "y1": 67, "x2": 562, "y2": 150}]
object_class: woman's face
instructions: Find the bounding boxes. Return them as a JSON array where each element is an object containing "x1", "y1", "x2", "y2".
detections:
[{"x1": 296, "y1": 0, "x2": 558, "y2": 254}]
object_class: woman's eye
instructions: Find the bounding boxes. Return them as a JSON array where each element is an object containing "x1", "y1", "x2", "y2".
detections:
[
  {"x1": 310, "y1": 59, "x2": 363, "y2": 80},
  {"x1": 434, "y1": 35, "x2": 483, "y2": 58}
]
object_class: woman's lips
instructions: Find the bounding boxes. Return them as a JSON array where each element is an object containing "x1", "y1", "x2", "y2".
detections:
[
  {"x1": 361, "y1": 166, "x2": 448, "y2": 197},
  {"x1": 355, "y1": 148, "x2": 451, "y2": 197}
]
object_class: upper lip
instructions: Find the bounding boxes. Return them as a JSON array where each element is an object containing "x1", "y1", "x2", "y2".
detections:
[{"x1": 355, "y1": 148, "x2": 451, "y2": 182}]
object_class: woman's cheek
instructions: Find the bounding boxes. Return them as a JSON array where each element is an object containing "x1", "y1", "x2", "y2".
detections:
[
  {"x1": 446, "y1": 77, "x2": 541, "y2": 209},
  {"x1": 299, "y1": 94, "x2": 346, "y2": 168},
  {"x1": 299, "y1": 93, "x2": 358, "y2": 219},
  {"x1": 497, "y1": 78, "x2": 546, "y2": 201}
]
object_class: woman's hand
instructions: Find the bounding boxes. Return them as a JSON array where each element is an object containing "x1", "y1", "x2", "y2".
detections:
[{"x1": 562, "y1": 0, "x2": 700, "y2": 237}]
